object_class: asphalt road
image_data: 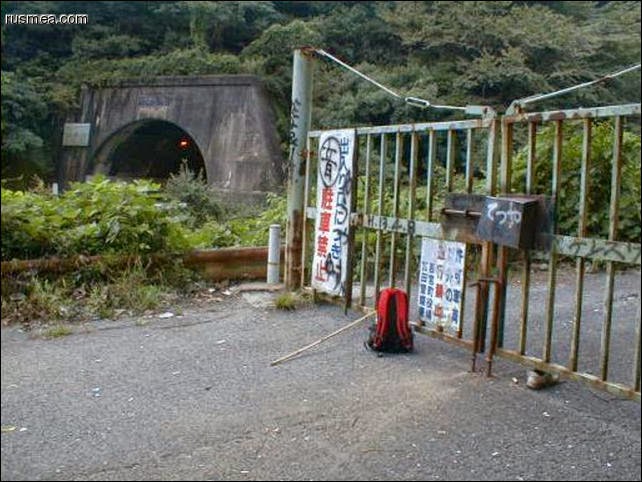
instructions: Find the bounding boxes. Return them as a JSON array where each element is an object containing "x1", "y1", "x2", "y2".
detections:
[{"x1": 1, "y1": 268, "x2": 640, "y2": 481}]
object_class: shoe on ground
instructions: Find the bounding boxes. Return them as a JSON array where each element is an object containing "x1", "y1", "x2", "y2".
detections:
[{"x1": 526, "y1": 370, "x2": 560, "y2": 390}]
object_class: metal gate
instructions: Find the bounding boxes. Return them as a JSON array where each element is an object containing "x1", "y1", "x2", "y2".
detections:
[
  {"x1": 493, "y1": 104, "x2": 641, "y2": 400},
  {"x1": 285, "y1": 50, "x2": 641, "y2": 401},
  {"x1": 301, "y1": 114, "x2": 499, "y2": 354}
]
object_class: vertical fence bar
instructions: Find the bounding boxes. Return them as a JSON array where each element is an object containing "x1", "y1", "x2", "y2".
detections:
[
  {"x1": 569, "y1": 119, "x2": 592, "y2": 371},
  {"x1": 486, "y1": 119, "x2": 499, "y2": 197},
  {"x1": 300, "y1": 135, "x2": 313, "y2": 288},
  {"x1": 286, "y1": 48, "x2": 314, "y2": 290},
  {"x1": 458, "y1": 128, "x2": 474, "y2": 340},
  {"x1": 404, "y1": 132, "x2": 418, "y2": 298},
  {"x1": 465, "y1": 128, "x2": 473, "y2": 193},
  {"x1": 373, "y1": 134, "x2": 386, "y2": 308},
  {"x1": 389, "y1": 132, "x2": 402, "y2": 287},
  {"x1": 519, "y1": 121, "x2": 537, "y2": 354},
  {"x1": 634, "y1": 300, "x2": 641, "y2": 392},
  {"x1": 600, "y1": 116, "x2": 623, "y2": 381},
  {"x1": 543, "y1": 120, "x2": 563, "y2": 363},
  {"x1": 426, "y1": 130, "x2": 436, "y2": 222},
  {"x1": 446, "y1": 130, "x2": 455, "y2": 192},
  {"x1": 359, "y1": 134, "x2": 373, "y2": 307},
  {"x1": 525, "y1": 123, "x2": 536, "y2": 194},
  {"x1": 488, "y1": 119, "x2": 512, "y2": 374},
  {"x1": 472, "y1": 118, "x2": 498, "y2": 369},
  {"x1": 496, "y1": 118, "x2": 513, "y2": 349}
]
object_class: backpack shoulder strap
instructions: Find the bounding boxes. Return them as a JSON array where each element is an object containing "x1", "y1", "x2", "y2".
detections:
[
  {"x1": 394, "y1": 289, "x2": 413, "y2": 350},
  {"x1": 373, "y1": 288, "x2": 394, "y2": 348}
]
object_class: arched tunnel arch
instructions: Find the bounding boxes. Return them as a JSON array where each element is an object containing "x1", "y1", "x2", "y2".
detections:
[{"x1": 92, "y1": 119, "x2": 207, "y2": 183}]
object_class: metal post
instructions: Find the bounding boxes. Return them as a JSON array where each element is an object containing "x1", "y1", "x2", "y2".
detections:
[
  {"x1": 285, "y1": 48, "x2": 314, "y2": 290},
  {"x1": 267, "y1": 224, "x2": 281, "y2": 284}
]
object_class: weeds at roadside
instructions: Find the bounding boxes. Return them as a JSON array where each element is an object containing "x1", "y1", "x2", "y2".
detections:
[
  {"x1": 274, "y1": 292, "x2": 298, "y2": 311},
  {"x1": 43, "y1": 324, "x2": 72, "y2": 339},
  {"x1": 274, "y1": 291, "x2": 314, "y2": 311}
]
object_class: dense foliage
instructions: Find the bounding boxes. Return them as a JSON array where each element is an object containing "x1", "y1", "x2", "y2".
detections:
[
  {"x1": 1, "y1": 1, "x2": 640, "y2": 182},
  {"x1": 0, "y1": 173, "x2": 287, "y2": 324},
  {"x1": 0, "y1": 173, "x2": 286, "y2": 261},
  {"x1": 512, "y1": 121, "x2": 641, "y2": 242}
]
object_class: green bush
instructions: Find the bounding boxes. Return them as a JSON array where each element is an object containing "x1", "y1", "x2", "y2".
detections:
[
  {"x1": 1, "y1": 176, "x2": 191, "y2": 260},
  {"x1": 164, "y1": 162, "x2": 223, "y2": 227},
  {"x1": 228, "y1": 192, "x2": 287, "y2": 246}
]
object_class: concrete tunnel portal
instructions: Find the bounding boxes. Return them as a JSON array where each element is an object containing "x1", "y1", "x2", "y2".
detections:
[
  {"x1": 93, "y1": 120, "x2": 206, "y2": 183},
  {"x1": 59, "y1": 75, "x2": 285, "y2": 198}
]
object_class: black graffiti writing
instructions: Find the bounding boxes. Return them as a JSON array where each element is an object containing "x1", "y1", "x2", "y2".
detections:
[
  {"x1": 334, "y1": 169, "x2": 352, "y2": 225},
  {"x1": 319, "y1": 136, "x2": 342, "y2": 187},
  {"x1": 288, "y1": 98, "x2": 302, "y2": 154}
]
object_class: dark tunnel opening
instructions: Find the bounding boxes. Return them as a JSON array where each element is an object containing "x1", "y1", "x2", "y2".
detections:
[{"x1": 104, "y1": 120, "x2": 206, "y2": 183}]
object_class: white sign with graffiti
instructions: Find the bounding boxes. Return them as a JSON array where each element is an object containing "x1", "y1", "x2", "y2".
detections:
[
  {"x1": 311, "y1": 129, "x2": 356, "y2": 297},
  {"x1": 417, "y1": 238, "x2": 467, "y2": 330}
]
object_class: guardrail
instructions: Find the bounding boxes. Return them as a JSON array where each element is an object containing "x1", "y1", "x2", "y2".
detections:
[{"x1": 1, "y1": 246, "x2": 285, "y2": 283}]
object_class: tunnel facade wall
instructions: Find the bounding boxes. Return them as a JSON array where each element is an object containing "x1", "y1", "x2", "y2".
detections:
[{"x1": 59, "y1": 76, "x2": 284, "y2": 194}]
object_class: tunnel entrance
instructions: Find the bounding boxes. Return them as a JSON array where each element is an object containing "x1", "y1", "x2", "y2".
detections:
[{"x1": 93, "y1": 120, "x2": 206, "y2": 183}]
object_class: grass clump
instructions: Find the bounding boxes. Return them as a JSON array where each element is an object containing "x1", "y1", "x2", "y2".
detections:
[
  {"x1": 274, "y1": 292, "x2": 298, "y2": 311},
  {"x1": 43, "y1": 324, "x2": 72, "y2": 339}
]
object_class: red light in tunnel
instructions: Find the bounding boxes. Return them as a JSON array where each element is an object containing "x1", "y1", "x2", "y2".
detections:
[{"x1": 178, "y1": 138, "x2": 190, "y2": 149}]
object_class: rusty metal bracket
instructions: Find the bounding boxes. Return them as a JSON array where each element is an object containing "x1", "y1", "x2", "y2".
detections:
[
  {"x1": 441, "y1": 207, "x2": 482, "y2": 218},
  {"x1": 469, "y1": 277, "x2": 500, "y2": 288}
]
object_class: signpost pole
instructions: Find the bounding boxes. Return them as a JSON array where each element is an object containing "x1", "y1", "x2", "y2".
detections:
[{"x1": 285, "y1": 48, "x2": 314, "y2": 290}]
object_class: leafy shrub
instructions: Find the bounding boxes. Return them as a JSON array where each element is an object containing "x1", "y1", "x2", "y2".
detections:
[
  {"x1": 164, "y1": 162, "x2": 223, "y2": 227},
  {"x1": 1, "y1": 176, "x2": 190, "y2": 260},
  {"x1": 228, "y1": 192, "x2": 287, "y2": 246}
]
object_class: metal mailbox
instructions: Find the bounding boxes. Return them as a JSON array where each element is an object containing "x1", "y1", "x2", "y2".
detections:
[{"x1": 476, "y1": 196, "x2": 539, "y2": 249}]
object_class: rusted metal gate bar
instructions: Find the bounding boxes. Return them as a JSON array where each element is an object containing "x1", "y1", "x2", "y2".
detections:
[{"x1": 496, "y1": 103, "x2": 641, "y2": 401}]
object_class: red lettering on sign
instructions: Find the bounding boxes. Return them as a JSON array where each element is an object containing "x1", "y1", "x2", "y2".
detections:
[
  {"x1": 321, "y1": 187, "x2": 334, "y2": 210},
  {"x1": 319, "y1": 212, "x2": 332, "y2": 232}
]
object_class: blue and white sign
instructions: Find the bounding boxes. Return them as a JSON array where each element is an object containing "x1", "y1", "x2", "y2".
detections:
[{"x1": 418, "y1": 238, "x2": 467, "y2": 330}]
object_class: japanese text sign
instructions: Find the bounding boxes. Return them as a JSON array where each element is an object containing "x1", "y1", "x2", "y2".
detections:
[
  {"x1": 311, "y1": 129, "x2": 356, "y2": 297},
  {"x1": 417, "y1": 238, "x2": 467, "y2": 330}
]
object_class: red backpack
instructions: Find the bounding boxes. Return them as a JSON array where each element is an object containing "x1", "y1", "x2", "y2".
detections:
[{"x1": 367, "y1": 288, "x2": 413, "y2": 353}]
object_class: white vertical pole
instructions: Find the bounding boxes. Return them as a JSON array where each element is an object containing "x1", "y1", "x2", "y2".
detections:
[
  {"x1": 285, "y1": 48, "x2": 314, "y2": 290},
  {"x1": 267, "y1": 224, "x2": 281, "y2": 284},
  {"x1": 52, "y1": 182, "x2": 59, "y2": 195}
]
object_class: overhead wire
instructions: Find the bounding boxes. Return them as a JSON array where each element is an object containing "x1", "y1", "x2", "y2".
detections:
[{"x1": 313, "y1": 48, "x2": 471, "y2": 113}]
